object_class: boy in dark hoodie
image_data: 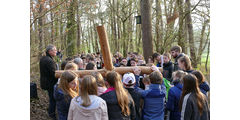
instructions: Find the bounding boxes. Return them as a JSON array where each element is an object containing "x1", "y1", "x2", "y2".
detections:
[
  {"x1": 162, "y1": 53, "x2": 174, "y2": 82},
  {"x1": 123, "y1": 72, "x2": 142, "y2": 120}
]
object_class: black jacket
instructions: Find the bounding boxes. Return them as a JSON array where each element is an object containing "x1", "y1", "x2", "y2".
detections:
[
  {"x1": 181, "y1": 93, "x2": 210, "y2": 120},
  {"x1": 39, "y1": 52, "x2": 58, "y2": 90},
  {"x1": 163, "y1": 61, "x2": 174, "y2": 82},
  {"x1": 100, "y1": 90, "x2": 136, "y2": 120},
  {"x1": 173, "y1": 53, "x2": 185, "y2": 71},
  {"x1": 126, "y1": 88, "x2": 142, "y2": 120},
  {"x1": 184, "y1": 69, "x2": 194, "y2": 74}
]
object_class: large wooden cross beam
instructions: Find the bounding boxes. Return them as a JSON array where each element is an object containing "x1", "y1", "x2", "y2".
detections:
[{"x1": 55, "y1": 26, "x2": 162, "y2": 78}]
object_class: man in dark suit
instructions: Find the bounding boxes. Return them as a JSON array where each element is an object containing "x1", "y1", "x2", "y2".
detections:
[{"x1": 39, "y1": 44, "x2": 58, "y2": 120}]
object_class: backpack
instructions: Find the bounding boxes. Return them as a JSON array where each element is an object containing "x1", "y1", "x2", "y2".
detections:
[{"x1": 30, "y1": 82, "x2": 38, "y2": 99}]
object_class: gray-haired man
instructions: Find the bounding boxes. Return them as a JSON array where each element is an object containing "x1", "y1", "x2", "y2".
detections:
[{"x1": 39, "y1": 44, "x2": 58, "y2": 120}]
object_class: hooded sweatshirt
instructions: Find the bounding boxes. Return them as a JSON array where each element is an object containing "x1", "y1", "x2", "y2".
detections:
[
  {"x1": 199, "y1": 81, "x2": 210, "y2": 97},
  {"x1": 163, "y1": 61, "x2": 174, "y2": 81},
  {"x1": 68, "y1": 95, "x2": 108, "y2": 120},
  {"x1": 173, "y1": 53, "x2": 185, "y2": 71},
  {"x1": 53, "y1": 84, "x2": 72, "y2": 120}
]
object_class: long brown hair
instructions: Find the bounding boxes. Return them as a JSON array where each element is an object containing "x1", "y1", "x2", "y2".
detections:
[
  {"x1": 58, "y1": 70, "x2": 79, "y2": 98},
  {"x1": 79, "y1": 75, "x2": 98, "y2": 107},
  {"x1": 91, "y1": 72, "x2": 106, "y2": 88},
  {"x1": 192, "y1": 70, "x2": 205, "y2": 84},
  {"x1": 106, "y1": 71, "x2": 131, "y2": 116},
  {"x1": 178, "y1": 55, "x2": 192, "y2": 71},
  {"x1": 179, "y1": 74, "x2": 206, "y2": 115}
]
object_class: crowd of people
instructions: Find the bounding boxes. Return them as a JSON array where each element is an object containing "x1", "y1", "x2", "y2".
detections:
[{"x1": 39, "y1": 44, "x2": 210, "y2": 120}]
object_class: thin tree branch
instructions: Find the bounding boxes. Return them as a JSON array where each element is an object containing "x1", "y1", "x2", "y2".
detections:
[{"x1": 30, "y1": 0, "x2": 67, "y2": 28}]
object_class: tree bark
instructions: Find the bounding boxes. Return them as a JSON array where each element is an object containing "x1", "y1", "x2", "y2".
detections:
[
  {"x1": 38, "y1": 0, "x2": 44, "y2": 59},
  {"x1": 185, "y1": 0, "x2": 197, "y2": 68},
  {"x1": 177, "y1": 0, "x2": 186, "y2": 53},
  {"x1": 141, "y1": 0, "x2": 154, "y2": 62},
  {"x1": 66, "y1": 0, "x2": 77, "y2": 56},
  {"x1": 76, "y1": 1, "x2": 81, "y2": 53}
]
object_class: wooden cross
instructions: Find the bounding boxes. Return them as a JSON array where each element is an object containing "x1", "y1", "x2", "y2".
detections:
[{"x1": 55, "y1": 26, "x2": 162, "y2": 78}]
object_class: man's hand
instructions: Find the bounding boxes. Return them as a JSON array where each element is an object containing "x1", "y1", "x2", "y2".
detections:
[{"x1": 151, "y1": 65, "x2": 160, "y2": 72}]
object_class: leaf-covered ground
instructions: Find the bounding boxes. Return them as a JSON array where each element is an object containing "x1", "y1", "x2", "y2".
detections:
[{"x1": 30, "y1": 75, "x2": 53, "y2": 120}]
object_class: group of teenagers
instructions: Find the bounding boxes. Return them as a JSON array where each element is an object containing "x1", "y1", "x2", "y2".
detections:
[{"x1": 39, "y1": 45, "x2": 210, "y2": 120}]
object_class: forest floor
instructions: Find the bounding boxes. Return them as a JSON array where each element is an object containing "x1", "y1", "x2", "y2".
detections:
[{"x1": 30, "y1": 73, "x2": 53, "y2": 120}]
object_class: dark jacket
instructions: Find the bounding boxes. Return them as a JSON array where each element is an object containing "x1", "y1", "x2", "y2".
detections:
[
  {"x1": 184, "y1": 69, "x2": 194, "y2": 74},
  {"x1": 199, "y1": 81, "x2": 210, "y2": 97},
  {"x1": 163, "y1": 61, "x2": 174, "y2": 82},
  {"x1": 39, "y1": 52, "x2": 58, "y2": 90},
  {"x1": 53, "y1": 84, "x2": 72, "y2": 120},
  {"x1": 173, "y1": 53, "x2": 185, "y2": 71},
  {"x1": 156, "y1": 62, "x2": 161, "y2": 67},
  {"x1": 126, "y1": 88, "x2": 142, "y2": 120},
  {"x1": 136, "y1": 84, "x2": 166, "y2": 120},
  {"x1": 100, "y1": 90, "x2": 136, "y2": 120},
  {"x1": 166, "y1": 82, "x2": 183, "y2": 120},
  {"x1": 134, "y1": 75, "x2": 145, "y2": 90},
  {"x1": 181, "y1": 93, "x2": 210, "y2": 120}
]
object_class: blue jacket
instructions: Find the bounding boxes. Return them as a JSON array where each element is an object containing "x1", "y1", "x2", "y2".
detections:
[
  {"x1": 199, "y1": 81, "x2": 210, "y2": 97},
  {"x1": 166, "y1": 83, "x2": 183, "y2": 120},
  {"x1": 53, "y1": 84, "x2": 72, "y2": 120},
  {"x1": 136, "y1": 84, "x2": 166, "y2": 120}
]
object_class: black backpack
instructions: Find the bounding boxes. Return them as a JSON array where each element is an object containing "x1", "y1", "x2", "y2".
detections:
[{"x1": 30, "y1": 82, "x2": 38, "y2": 99}]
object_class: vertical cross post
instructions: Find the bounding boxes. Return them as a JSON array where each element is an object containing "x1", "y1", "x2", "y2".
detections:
[{"x1": 96, "y1": 26, "x2": 114, "y2": 71}]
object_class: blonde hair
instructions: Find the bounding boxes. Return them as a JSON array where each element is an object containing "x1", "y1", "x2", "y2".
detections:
[
  {"x1": 91, "y1": 72, "x2": 106, "y2": 88},
  {"x1": 172, "y1": 70, "x2": 188, "y2": 80},
  {"x1": 58, "y1": 70, "x2": 79, "y2": 98},
  {"x1": 64, "y1": 61, "x2": 78, "y2": 70},
  {"x1": 106, "y1": 71, "x2": 131, "y2": 116},
  {"x1": 79, "y1": 75, "x2": 98, "y2": 107}
]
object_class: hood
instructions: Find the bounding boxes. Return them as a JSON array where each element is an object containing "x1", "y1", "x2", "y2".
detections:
[
  {"x1": 175, "y1": 53, "x2": 185, "y2": 62},
  {"x1": 184, "y1": 69, "x2": 194, "y2": 73},
  {"x1": 163, "y1": 61, "x2": 173, "y2": 67},
  {"x1": 199, "y1": 81, "x2": 210, "y2": 92},
  {"x1": 174, "y1": 83, "x2": 183, "y2": 90},
  {"x1": 73, "y1": 95, "x2": 103, "y2": 117},
  {"x1": 54, "y1": 85, "x2": 65, "y2": 101},
  {"x1": 97, "y1": 87, "x2": 107, "y2": 96}
]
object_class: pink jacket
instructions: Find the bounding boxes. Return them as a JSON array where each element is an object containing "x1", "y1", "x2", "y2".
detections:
[{"x1": 68, "y1": 95, "x2": 108, "y2": 120}]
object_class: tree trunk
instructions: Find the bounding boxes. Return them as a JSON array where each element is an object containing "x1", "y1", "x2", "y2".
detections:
[
  {"x1": 38, "y1": 0, "x2": 44, "y2": 59},
  {"x1": 197, "y1": 19, "x2": 209, "y2": 65},
  {"x1": 185, "y1": 0, "x2": 197, "y2": 68},
  {"x1": 76, "y1": 2, "x2": 81, "y2": 54},
  {"x1": 155, "y1": 0, "x2": 164, "y2": 53},
  {"x1": 205, "y1": 40, "x2": 210, "y2": 72},
  {"x1": 141, "y1": 0, "x2": 154, "y2": 61},
  {"x1": 49, "y1": 0, "x2": 54, "y2": 44},
  {"x1": 177, "y1": 0, "x2": 186, "y2": 53},
  {"x1": 66, "y1": 0, "x2": 77, "y2": 56}
]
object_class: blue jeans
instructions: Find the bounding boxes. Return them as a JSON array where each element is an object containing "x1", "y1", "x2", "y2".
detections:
[{"x1": 47, "y1": 87, "x2": 56, "y2": 119}]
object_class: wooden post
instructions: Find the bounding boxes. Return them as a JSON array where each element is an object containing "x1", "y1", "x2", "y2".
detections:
[
  {"x1": 96, "y1": 26, "x2": 114, "y2": 71},
  {"x1": 55, "y1": 25, "x2": 163, "y2": 78},
  {"x1": 55, "y1": 67, "x2": 162, "y2": 78}
]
